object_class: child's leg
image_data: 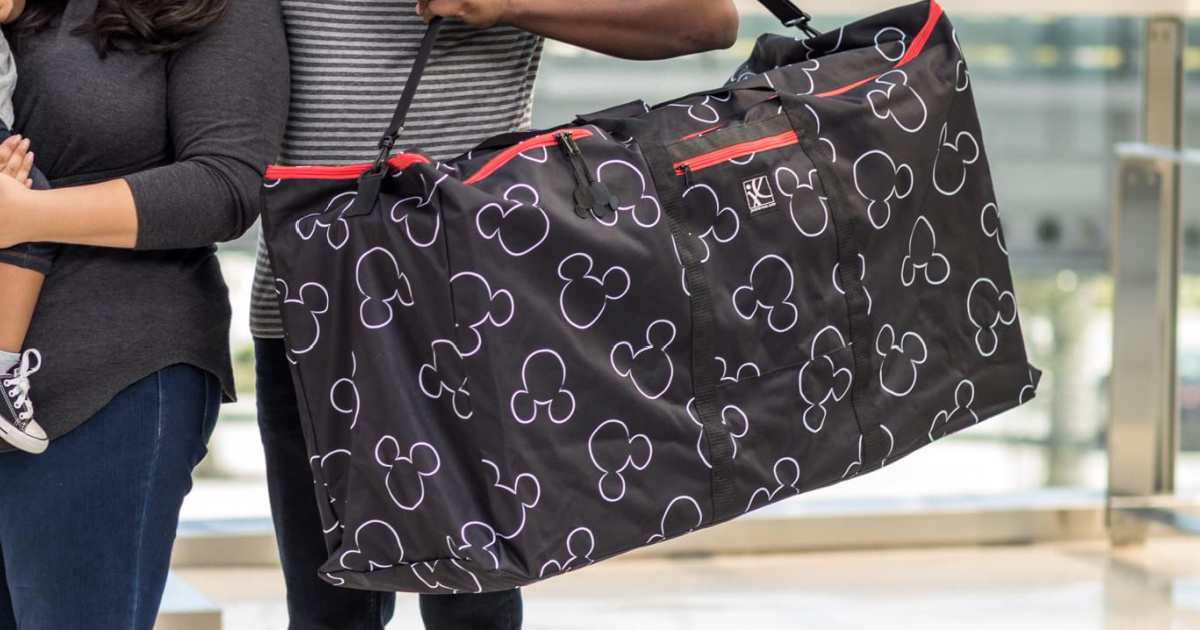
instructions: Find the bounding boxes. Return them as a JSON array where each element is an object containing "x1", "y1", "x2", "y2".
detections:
[{"x1": 0, "y1": 262, "x2": 43, "y2": 367}]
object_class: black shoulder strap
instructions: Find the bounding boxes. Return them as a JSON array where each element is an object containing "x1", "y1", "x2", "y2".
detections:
[
  {"x1": 758, "y1": 0, "x2": 821, "y2": 37},
  {"x1": 348, "y1": 17, "x2": 444, "y2": 217}
]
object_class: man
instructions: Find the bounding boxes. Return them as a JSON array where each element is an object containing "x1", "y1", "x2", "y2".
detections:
[{"x1": 253, "y1": 0, "x2": 739, "y2": 627}]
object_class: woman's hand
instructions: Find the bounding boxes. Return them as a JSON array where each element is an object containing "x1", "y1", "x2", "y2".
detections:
[
  {"x1": 416, "y1": 0, "x2": 510, "y2": 28},
  {"x1": 0, "y1": 172, "x2": 37, "y2": 249},
  {"x1": 0, "y1": 134, "x2": 36, "y2": 189}
]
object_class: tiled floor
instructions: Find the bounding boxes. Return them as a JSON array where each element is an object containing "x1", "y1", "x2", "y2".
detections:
[{"x1": 177, "y1": 538, "x2": 1200, "y2": 629}]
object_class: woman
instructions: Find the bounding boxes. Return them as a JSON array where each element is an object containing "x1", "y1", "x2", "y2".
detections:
[{"x1": 0, "y1": 0, "x2": 288, "y2": 627}]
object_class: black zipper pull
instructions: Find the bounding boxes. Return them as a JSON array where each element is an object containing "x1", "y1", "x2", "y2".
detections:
[
  {"x1": 679, "y1": 162, "x2": 694, "y2": 188},
  {"x1": 556, "y1": 131, "x2": 618, "y2": 220}
]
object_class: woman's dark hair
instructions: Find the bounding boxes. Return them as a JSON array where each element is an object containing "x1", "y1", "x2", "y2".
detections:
[{"x1": 9, "y1": 0, "x2": 229, "y2": 56}]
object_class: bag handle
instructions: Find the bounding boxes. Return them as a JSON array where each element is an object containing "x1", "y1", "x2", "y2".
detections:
[
  {"x1": 348, "y1": 16, "x2": 445, "y2": 217},
  {"x1": 757, "y1": 0, "x2": 822, "y2": 37},
  {"x1": 349, "y1": 6, "x2": 817, "y2": 216}
]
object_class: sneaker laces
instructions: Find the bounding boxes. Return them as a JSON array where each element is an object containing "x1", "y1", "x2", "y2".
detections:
[{"x1": 3, "y1": 349, "x2": 41, "y2": 428}]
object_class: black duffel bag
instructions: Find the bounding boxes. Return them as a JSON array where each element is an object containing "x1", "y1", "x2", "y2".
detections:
[{"x1": 261, "y1": 0, "x2": 1041, "y2": 594}]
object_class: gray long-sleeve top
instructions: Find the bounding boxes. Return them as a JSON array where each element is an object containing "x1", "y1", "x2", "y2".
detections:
[{"x1": 2, "y1": 0, "x2": 289, "y2": 447}]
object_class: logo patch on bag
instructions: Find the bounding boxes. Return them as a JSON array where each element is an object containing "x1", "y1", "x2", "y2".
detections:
[{"x1": 743, "y1": 175, "x2": 776, "y2": 214}]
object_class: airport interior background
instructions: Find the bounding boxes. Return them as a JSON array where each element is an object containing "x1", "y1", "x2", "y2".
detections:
[{"x1": 163, "y1": 0, "x2": 1200, "y2": 627}]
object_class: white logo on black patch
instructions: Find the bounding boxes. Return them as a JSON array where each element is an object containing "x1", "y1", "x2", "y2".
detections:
[{"x1": 742, "y1": 175, "x2": 776, "y2": 214}]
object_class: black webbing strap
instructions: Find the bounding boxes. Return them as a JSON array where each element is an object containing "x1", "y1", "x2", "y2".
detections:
[
  {"x1": 757, "y1": 0, "x2": 821, "y2": 36},
  {"x1": 348, "y1": 17, "x2": 444, "y2": 217},
  {"x1": 778, "y1": 93, "x2": 887, "y2": 469},
  {"x1": 638, "y1": 128, "x2": 737, "y2": 523}
]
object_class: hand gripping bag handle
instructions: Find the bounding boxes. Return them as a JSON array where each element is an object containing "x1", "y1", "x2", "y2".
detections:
[{"x1": 347, "y1": 2, "x2": 817, "y2": 216}]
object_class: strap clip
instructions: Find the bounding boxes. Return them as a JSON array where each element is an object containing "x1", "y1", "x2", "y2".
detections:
[{"x1": 785, "y1": 11, "x2": 823, "y2": 38}]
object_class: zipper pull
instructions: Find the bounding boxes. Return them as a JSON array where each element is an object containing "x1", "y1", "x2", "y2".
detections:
[
  {"x1": 556, "y1": 131, "x2": 618, "y2": 220},
  {"x1": 679, "y1": 162, "x2": 694, "y2": 188}
]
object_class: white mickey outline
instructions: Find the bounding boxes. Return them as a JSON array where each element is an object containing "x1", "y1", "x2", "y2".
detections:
[
  {"x1": 588, "y1": 419, "x2": 653, "y2": 503},
  {"x1": 929, "y1": 380, "x2": 980, "y2": 441},
  {"x1": 867, "y1": 69, "x2": 929, "y2": 133},
  {"x1": 968, "y1": 278, "x2": 1018, "y2": 357},
  {"x1": 411, "y1": 559, "x2": 483, "y2": 595},
  {"x1": 647, "y1": 496, "x2": 704, "y2": 544},
  {"x1": 594, "y1": 159, "x2": 662, "y2": 228},
  {"x1": 375, "y1": 436, "x2": 441, "y2": 512},
  {"x1": 611, "y1": 319, "x2": 677, "y2": 401},
  {"x1": 773, "y1": 166, "x2": 829, "y2": 237},
  {"x1": 389, "y1": 172, "x2": 449, "y2": 248},
  {"x1": 853, "y1": 149, "x2": 914, "y2": 229},
  {"x1": 933, "y1": 123, "x2": 981, "y2": 197},
  {"x1": 297, "y1": 191, "x2": 356, "y2": 250},
  {"x1": 682, "y1": 183, "x2": 740, "y2": 259},
  {"x1": 874, "y1": 26, "x2": 908, "y2": 62},
  {"x1": 339, "y1": 520, "x2": 405, "y2": 572},
  {"x1": 876, "y1": 324, "x2": 929, "y2": 397},
  {"x1": 716, "y1": 356, "x2": 761, "y2": 384},
  {"x1": 901, "y1": 216, "x2": 951, "y2": 287},
  {"x1": 802, "y1": 26, "x2": 845, "y2": 61},
  {"x1": 832, "y1": 253, "x2": 874, "y2": 315},
  {"x1": 981, "y1": 203, "x2": 1009, "y2": 255},
  {"x1": 276, "y1": 279, "x2": 329, "y2": 355},
  {"x1": 804, "y1": 103, "x2": 838, "y2": 164},
  {"x1": 510, "y1": 349, "x2": 576, "y2": 425},
  {"x1": 355, "y1": 247, "x2": 415, "y2": 330},
  {"x1": 557, "y1": 252, "x2": 631, "y2": 330},
  {"x1": 418, "y1": 339, "x2": 472, "y2": 420},
  {"x1": 746, "y1": 457, "x2": 801, "y2": 512},
  {"x1": 666, "y1": 93, "x2": 732, "y2": 124},
  {"x1": 953, "y1": 29, "x2": 970, "y2": 92},
  {"x1": 476, "y1": 183, "x2": 550, "y2": 257},
  {"x1": 687, "y1": 399, "x2": 750, "y2": 469},
  {"x1": 310, "y1": 449, "x2": 351, "y2": 535},
  {"x1": 481, "y1": 458, "x2": 541, "y2": 539},
  {"x1": 842, "y1": 425, "x2": 896, "y2": 478},
  {"x1": 798, "y1": 325, "x2": 854, "y2": 433},
  {"x1": 449, "y1": 271, "x2": 515, "y2": 357},
  {"x1": 330, "y1": 352, "x2": 360, "y2": 430},
  {"x1": 732, "y1": 254, "x2": 800, "y2": 333},
  {"x1": 539, "y1": 527, "x2": 596, "y2": 578}
]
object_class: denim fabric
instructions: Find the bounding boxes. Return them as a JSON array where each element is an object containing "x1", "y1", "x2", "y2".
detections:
[
  {"x1": 0, "y1": 364, "x2": 221, "y2": 630},
  {"x1": 254, "y1": 338, "x2": 524, "y2": 630},
  {"x1": 0, "y1": 127, "x2": 54, "y2": 276}
]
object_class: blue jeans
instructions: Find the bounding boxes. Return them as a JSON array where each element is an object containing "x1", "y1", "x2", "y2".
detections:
[
  {"x1": 255, "y1": 338, "x2": 524, "y2": 630},
  {"x1": 0, "y1": 126, "x2": 54, "y2": 275},
  {"x1": 0, "y1": 364, "x2": 220, "y2": 630}
]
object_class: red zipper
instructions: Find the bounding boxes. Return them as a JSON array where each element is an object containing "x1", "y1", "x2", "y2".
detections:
[
  {"x1": 816, "y1": 0, "x2": 943, "y2": 98},
  {"x1": 265, "y1": 154, "x2": 431, "y2": 181},
  {"x1": 673, "y1": 130, "x2": 799, "y2": 177},
  {"x1": 464, "y1": 128, "x2": 595, "y2": 185}
]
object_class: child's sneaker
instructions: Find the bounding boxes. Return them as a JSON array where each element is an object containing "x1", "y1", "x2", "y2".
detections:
[{"x1": 0, "y1": 349, "x2": 47, "y2": 454}]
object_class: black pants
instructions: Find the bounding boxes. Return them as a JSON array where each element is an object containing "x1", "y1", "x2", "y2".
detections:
[
  {"x1": 0, "y1": 127, "x2": 54, "y2": 275},
  {"x1": 254, "y1": 337, "x2": 523, "y2": 630}
]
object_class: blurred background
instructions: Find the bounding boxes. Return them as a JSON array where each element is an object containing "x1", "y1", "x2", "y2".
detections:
[{"x1": 168, "y1": 1, "x2": 1200, "y2": 627}]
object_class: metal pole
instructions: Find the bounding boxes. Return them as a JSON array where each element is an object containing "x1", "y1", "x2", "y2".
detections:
[{"x1": 1107, "y1": 17, "x2": 1184, "y2": 546}]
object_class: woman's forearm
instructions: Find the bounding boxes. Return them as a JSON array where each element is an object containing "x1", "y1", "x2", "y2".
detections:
[{"x1": 17, "y1": 179, "x2": 138, "y2": 249}]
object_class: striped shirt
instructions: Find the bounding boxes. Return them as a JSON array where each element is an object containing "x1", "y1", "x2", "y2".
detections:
[{"x1": 252, "y1": 0, "x2": 544, "y2": 338}]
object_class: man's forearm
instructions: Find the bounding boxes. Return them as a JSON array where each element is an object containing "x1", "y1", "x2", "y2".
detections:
[
  {"x1": 418, "y1": 0, "x2": 739, "y2": 60},
  {"x1": 503, "y1": 0, "x2": 739, "y2": 59}
]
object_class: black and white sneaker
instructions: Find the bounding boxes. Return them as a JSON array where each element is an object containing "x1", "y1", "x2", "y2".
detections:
[{"x1": 0, "y1": 349, "x2": 47, "y2": 454}]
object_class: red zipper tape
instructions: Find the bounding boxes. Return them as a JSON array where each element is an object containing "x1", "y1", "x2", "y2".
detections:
[
  {"x1": 816, "y1": 0, "x2": 943, "y2": 98},
  {"x1": 673, "y1": 130, "x2": 799, "y2": 176},
  {"x1": 265, "y1": 154, "x2": 431, "y2": 181},
  {"x1": 463, "y1": 128, "x2": 595, "y2": 185}
]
